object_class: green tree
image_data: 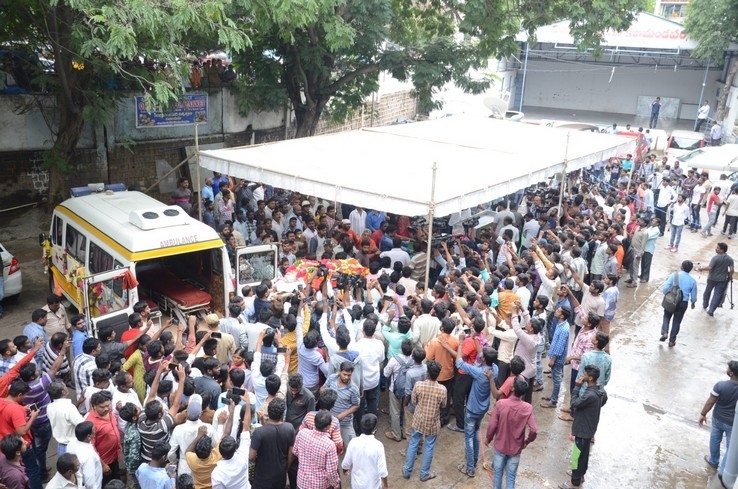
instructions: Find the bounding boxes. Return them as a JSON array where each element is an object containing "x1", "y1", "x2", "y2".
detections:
[
  {"x1": 0, "y1": 0, "x2": 320, "y2": 204},
  {"x1": 233, "y1": 0, "x2": 646, "y2": 137},
  {"x1": 685, "y1": 0, "x2": 738, "y2": 120}
]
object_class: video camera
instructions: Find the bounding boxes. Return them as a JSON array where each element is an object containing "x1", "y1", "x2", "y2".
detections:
[{"x1": 335, "y1": 272, "x2": 367, "y2": 290}]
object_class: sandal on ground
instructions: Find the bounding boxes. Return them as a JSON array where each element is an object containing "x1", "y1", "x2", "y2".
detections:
[
  {"x1": 540, "y1": 401, "x2": 557, "y2": 408},
  {"x1": 541, "y1": 396, "x2": 551, "y2": 401},
  {"x1": 456, "y1": 463, "x2": 475, "y2": 478},
  {"x1": 533, "y1": 385, "x2": 544, "y2": 391},
  {"x1": 420, "y1": 472, "x2": 437, "y2": 482}
]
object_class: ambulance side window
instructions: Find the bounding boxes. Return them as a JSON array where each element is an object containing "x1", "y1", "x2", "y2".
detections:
[
  {"x1": 51, "y1": 216, "x2": 63, "y2": 246},
  {"x1": 65, "y1": 225, "x2": 87, "y2": 263},
  {"x1": 89, "y1": 242, "x2": 114, "y2": 275}
]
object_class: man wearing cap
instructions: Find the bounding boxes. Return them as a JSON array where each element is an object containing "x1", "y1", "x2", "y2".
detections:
[
  {"x1": 339, "y1": 219, "x2": 359, "y2": 245},
  {"x1": 168, "y1": 394, "x2": 219, "y2": 476},
  {"x1": 541, "y1": 305, "x2": 571, "y2": 408},
  {"x1": 699, "y1": 360, "x2": 738, "y2": 475},
  {"x1": 204, "y1": 314, "x2": 235, "y2": 364}
]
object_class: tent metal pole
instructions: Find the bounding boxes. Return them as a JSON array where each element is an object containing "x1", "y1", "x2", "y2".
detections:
[
  {"x1": 557, "y1": 132, "x2": 570, "y2": 214},
  {"x1": 424, "y1": 162, "x2": 438, "y2": 286},
  {"x1": 519, "y1": 42, "x2": 529, "y2": 112}
]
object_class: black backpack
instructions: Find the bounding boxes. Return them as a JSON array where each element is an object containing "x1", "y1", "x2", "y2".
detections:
[
  {"x1": 661, "y1": 272, "x2": 683, "y2": 313},
  {"x1": 392, "y1": 356, "x2": 414, "y2": 399}
]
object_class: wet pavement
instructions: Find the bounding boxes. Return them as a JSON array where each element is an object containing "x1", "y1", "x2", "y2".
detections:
[{"x1": 0, "y1": 205, "x2": 734, "y2": 488}]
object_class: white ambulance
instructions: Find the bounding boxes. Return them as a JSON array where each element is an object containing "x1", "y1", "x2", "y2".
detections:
[{"x1": 42, "y1": 184, "x2": 277, "y2": 335}]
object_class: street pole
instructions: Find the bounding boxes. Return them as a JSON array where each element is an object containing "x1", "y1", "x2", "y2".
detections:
[
  {"x1": 195, "y1": 123, "x2": 202, "y2": 222},
  {"x1": 519, "y1": 42, "x2": 529, "y2": 113}
]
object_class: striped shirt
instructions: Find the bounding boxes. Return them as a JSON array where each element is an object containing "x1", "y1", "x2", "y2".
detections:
[
  {"x1": 137, "y1": 411, "x2": 174, "y2": 462},
  {"x1": 42, "y1": 344, "x2": 70, "y2": 378},
  {"x1": 24, "y1": 372, "x2": 53, "y2": 426},
  {"x1": 73, "y1": 354, "x2": 97, "y2": 399},
  {"x1": 323, "y1": 374, "x2": 360, "y2": 428}
]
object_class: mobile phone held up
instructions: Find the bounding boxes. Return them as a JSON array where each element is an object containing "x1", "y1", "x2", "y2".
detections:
[{"x1": 211, "y1": 332, "x2": 222, "y2": 339}]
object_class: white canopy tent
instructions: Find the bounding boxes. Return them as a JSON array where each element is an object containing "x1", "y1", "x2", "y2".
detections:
[
  {"x1": 199, "y1": 116, "x2": 636, "y2": 281},
  {"x1": 199, "y1": 116, "x2": 635, "y2": 217}
]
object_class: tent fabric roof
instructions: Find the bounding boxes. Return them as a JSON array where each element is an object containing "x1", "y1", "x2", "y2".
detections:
[{"x1": 199, "y1": 116, "x2": 636, "y2": 218}]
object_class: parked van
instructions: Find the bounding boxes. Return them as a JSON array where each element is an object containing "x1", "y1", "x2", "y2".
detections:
[{"x1": 41, "y1": 185, "x2": 277, "y2": 335}]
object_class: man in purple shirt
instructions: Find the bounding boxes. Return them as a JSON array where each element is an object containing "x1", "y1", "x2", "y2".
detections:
[
  {"x1": 0, "y1": 434, "x2": 30, "y2": 489},
  {"x1": 485, "y1": 378, "x2": 537, "y2": 489}
]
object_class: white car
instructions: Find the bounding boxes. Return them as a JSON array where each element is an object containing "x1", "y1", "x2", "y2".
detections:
[
  {"x1": 665, "y1": 130, "x2": 705, "y2": 163},
  {"x1": 0, "y1": 243, "x2": 23, "y2": 301}
]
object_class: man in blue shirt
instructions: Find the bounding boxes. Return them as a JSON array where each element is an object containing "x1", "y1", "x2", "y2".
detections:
[
  {"x1": 444, "y1": 334, "x2": 498, "y2": 477},
  {"x1": 541, "y1": 305, "x2": 570, "y2": 408},
  {"x1": 365, "y1": 210, "x2": 386, "y2": 232},
  {"x1": 23, "y1": 309, "x2": 49, "y2": 366},
  {"x1": 136, "y1": 441, "x2": 174, "y2": 489},
  {"x1": 661, "y1": 260, "x2": 698, "y2": 347}
]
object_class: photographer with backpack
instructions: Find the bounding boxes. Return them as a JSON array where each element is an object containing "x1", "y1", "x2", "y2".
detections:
[
  {"x1": 660, "y1": 260, "x2": 698, "y2": 347},
  {"x1": 383, "y1": 339, "x2": 414, "y2": 442}
]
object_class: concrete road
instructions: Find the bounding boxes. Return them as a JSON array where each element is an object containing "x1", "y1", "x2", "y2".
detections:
[{"x1": 0, "y1": 206, "x2": 732, "y2": 488}]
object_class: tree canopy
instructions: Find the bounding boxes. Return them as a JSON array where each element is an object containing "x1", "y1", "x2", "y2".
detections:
[
  {"x1": 685, "y1": 0, "x2": 738, "y2": 119},
  {"x1": 0, "y1": 0, "x2": 316, "y2": 202},
  {"x1": 233, "y1": 0, "x2": 647, "y2": 137}
]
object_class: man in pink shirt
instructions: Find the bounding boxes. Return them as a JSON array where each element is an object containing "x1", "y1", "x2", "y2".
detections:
[{"x1": 485, "y1": 378, "x2": 537, "y2": 489}]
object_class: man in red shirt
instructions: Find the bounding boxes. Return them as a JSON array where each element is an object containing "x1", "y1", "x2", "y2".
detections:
[
  {"x1": 449, "y1": 317, "x2": 486, "y2": 432},
  {"x1": 85, "y1": 390, "x2": 121, "y2": 486},
  {"x1": 0, "y1": 380, "x2": 42, "y2": 489},
  {"x1": 485, "y1": 378, "x2": 537, "y2": 488},
  {"x1": 122, "y1": 303, "x2": 150, "y2": 359}
]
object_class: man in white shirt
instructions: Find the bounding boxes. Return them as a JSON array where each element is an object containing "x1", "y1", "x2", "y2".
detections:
[
  {"x1": 342, "y1": 413, "x2": 389, "y2": 489},
  {"x1": 211, "y1": 403, "x2": 252, "y2": 489},
  {"x1": 353, "y1": 320, "x2": 386, "y2": 429},
  {"x1": 47, "y1": 381, "x2": 85, "y2": 455},
  {"x1": 66, "y1": 422, "x2": 102, "y2": 489},
  {"x1": 111, "y1": 372, "x2": 141, "y2": 434},
  {"x1": 379, "y1": 238, "x2": 410, "y2": 268},
  {"x1": 411, "y1": 300, "x2": 441, "y2": 348},
  {"x1": 668, "y1": 194, "x2": 691, "y2": 252},
  {"x1": 521, "y1": 213, "x2": 540, "y2": 250},
  {"x1": 695, "y1": 100, "x2": 710, "y2": 132},
  {"x1": 349, "y1": 207, "x2": 367, "y2": 237},
  {"x1": 220, "y1": 303, "x2": 249, "y2": 351},
  {"x1": 168, "y1": 394, "x2": 219, "y2": 476},
  {"x1": 690, "y1": 176, "x2": 707, "y2": 232},
  {"x1": 655, "y1": 179, "x2": 677, "y2": 236},
  {"x1": 46, "y1": 454, "x2": 83, "y2": 489}
]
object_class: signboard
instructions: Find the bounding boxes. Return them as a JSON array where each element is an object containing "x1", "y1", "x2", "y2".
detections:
[{"x1": 135, "y1": 93, "x2": 208, "y2": 128}]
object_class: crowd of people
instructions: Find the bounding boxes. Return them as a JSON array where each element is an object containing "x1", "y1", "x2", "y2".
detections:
[{"x1": 0, "y1": 155, "x2": 735, "y2": 489}]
